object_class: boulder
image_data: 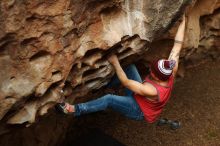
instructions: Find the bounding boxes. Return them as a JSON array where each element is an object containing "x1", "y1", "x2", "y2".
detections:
[{"x1": 0, "y1": 0, "x2": 219, "y2": 145}]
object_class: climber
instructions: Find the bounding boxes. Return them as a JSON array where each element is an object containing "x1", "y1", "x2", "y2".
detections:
[{"x1": 56, "y1": 15, "x2": 186, "y2": 124}]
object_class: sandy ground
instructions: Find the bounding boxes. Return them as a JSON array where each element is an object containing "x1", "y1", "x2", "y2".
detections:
[{"x1": 63, "y1": 60, "x2": 220, "y2": 146}]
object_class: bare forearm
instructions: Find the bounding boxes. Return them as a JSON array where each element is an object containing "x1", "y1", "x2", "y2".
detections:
[
  {"x1": 108, "y1": 56, "x2": 157, "y2": 96},
  {"x1": 168, "y1": 18, "x2": 186, "y2": 61},
  {"x1": 168, "y1": 45, "x2": 181, "y2": 61},
  {"x1": 111, "y1": 61, "x2": 128, "y2": 85},
  {"x1": 168, "y1": 17, "x2": 186, "y2": 75},
  {"x1": 111, "y1": 62, "x2": 157, "y2": 96}
]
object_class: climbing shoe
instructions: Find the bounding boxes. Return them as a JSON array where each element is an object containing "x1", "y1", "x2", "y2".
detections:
[
  {"x1": 157, "y1": 118, "x2": 181, "y2": 130},
  {"x1": 55, "y1": 102, "x2": 74, "y2": 114},
  {"x1": 169, "y1": 120, "x2": 181, "y2": 130},
  {"x1": 157, "y1": 118, "x2": 168, "y2": 126}
]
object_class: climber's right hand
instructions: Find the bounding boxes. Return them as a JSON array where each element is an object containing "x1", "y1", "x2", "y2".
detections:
[{"x1": 108, "y1": 54, "x2": 119, "y2": 65}]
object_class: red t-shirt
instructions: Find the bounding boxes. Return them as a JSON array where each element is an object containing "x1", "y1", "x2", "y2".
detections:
[{"x1": 134, "y1": 75, "x2": 174, "y2": 123}]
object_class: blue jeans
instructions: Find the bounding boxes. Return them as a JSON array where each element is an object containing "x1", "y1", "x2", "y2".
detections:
[{"x1": 74, "y1": 64, "x2": 144, "y2": 120}]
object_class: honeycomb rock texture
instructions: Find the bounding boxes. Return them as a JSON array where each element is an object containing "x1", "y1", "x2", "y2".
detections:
[
  {"x1": 0, "y1": 0, "x2": 219, "y2": 145},
  {"x1": 0, "y1": 0, "x2": 190, "y2": 124}
]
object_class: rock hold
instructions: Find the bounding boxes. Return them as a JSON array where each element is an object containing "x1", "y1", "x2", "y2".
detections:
[{"x1": 0, "y1": 0, "x2": 219, "y2": 126}]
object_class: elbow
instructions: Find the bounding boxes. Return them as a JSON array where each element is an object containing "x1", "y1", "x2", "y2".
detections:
[{"x1": 121, "y1": 78, "x2": 130, "y2": 87}]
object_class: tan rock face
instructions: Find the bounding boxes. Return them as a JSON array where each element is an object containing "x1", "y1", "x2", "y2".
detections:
[
  {"x1": 0, "y1": 0, "x2": 219, "y2": 131},
  {"x1": 0, "y1": 0, "x2": 190, "y2": 125},
  {"x1": 144, "y1": 0, "x2": 220, "y2": 69},
  {"x1": 0, "y1": 0, "x2": 219, "y2": 145},
  {"x1": 182, "y1": 0, "x2": 220, "y2": 67}
]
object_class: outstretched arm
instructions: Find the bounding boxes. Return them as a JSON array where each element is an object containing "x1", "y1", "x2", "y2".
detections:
[
  {"x1": 168, "y1": 15, "x2": 186, "y2": 76},
  {"x1": 108, "y1": 55, "x2": 157, "y2": 97}
]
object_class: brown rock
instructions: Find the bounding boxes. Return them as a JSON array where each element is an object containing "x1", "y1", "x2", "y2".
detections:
[
  {"x1": 0, "y1": 0, "x2": 190, "y2": 125},
  {"x1": 0, "y1": 0, "x2": 219, "y2": 145}
]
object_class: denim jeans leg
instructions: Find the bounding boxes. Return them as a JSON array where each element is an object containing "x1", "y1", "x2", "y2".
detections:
[
  {"x1": 74, "y1": 94, "x2": 143, "y2": 120},
  {"x1": 106, "y1": 74, "x2": 121, "y2": 88},
  {"x1": 107, "y1": 94, "x2": 144, "y2": 120},
  {"x1": 74, "y1": 94, "x2": 111, "y2": 116}
]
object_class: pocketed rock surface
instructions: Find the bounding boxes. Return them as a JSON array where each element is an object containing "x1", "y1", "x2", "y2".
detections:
[{"x1": 0, "y1": 0, "x2": 219, "y2": 145}]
